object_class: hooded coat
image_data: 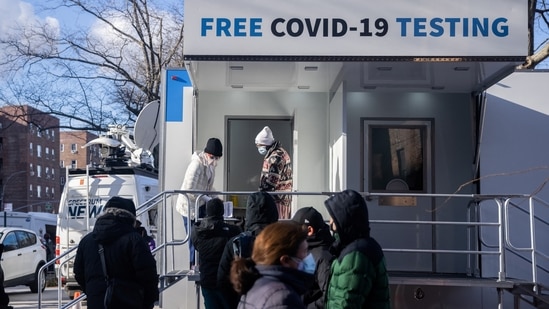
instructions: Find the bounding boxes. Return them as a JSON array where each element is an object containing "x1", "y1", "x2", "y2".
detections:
[
  {"x1": 324, "y1": 190, "x2": 390, "y2": 309},
  {"x1": 217, "y1": 191, "x2": 279, "y2": 309},
  {"x1": 74, "y1": 212, "x2": 159, "y2": 309},
  {"x1": 191, "y1": 214, "x2": 241, "y2": 288}
]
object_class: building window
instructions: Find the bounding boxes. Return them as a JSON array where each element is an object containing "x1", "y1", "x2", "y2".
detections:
[
  {"x1": 51, "y1": 169, "x2": 55, "y2": 179},
  {"x1": 29, "y1": 184, "x2": 33, "y2": 197},
  {"x1": 71, "y1": 143, "x2": 77, "y2": 153},
  {"x1": 29, "y1": 163, "x2": 33, "y2": 174},
  {"x1": 52, "y1": 149, "x2": 55, "y2": 158},
  {"x1": 60, "y1": 160, "x2": 64, "y2": 168},
  {"x1": 60, "y1": 144, "x2": 64, "y2": 152},
  {"x1": 37, "y1": 185, "x2": 41, "y2": 198},
  {"x1": 71, "y1": 160, "x2": 77, "y2": 169},
  {"x1": 37, "y1": 165, "x2": 42, "y2": 178},
  {"x1": 45, "y1": 167, "x2": 50, "y2": 178},
  {"x1": 45, "y1": 187, "x2": 49, "y2": 197},
  {"x1": 37, "y1": 145, "x2": 42, "y2": 157},
  {"x1": 29, "y1": 142, "x2": 33, "y2": 152},
  {"x1": 46, "y1": 147, "x2": 50, "y2": 155}
]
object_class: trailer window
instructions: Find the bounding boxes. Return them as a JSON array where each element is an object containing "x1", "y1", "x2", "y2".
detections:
[{"x1": 364, "y1": 119, "x2": 432, "y2": 194}]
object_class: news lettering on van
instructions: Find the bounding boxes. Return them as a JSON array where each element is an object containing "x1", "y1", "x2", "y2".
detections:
[{"x1": 67, "y1": 198, "x2": 106, "y2": 218}]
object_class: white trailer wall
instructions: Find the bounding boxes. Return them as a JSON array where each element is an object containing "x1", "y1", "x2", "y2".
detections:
[
  {"x1": 480, "y1": 70, "x2": 549, "y2": 285},
  {"x1": 159, "y1": 69, "x2": 198, "y2": 309}
]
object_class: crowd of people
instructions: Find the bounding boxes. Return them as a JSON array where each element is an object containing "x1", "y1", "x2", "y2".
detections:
[
  {"x1": 70, "y1": 192, "x2": 389, "y2": 309},
  {"x1": 196, "y1": 189, "x2": 390, "y2": 309},
  {"x1": 68, "y1": 130, "x2": 390, "y2": 309}
]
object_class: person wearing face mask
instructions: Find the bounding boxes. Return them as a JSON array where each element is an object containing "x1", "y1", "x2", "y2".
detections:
[
  {"x1": 230, "y1": 221, "x2": 313, "y2": 309},
  {"x1": 255, "y1": 126, "x2": 293, "y2": 219},
  {"x1": 292, "y1": 207, "x2": 335, "y2": 309},
  {"x1": 175, "y1": 137, "x2": 223, "y2": 269},
  {"x1": 324, "y1": 190, "x2": 390, "y2": 309}
]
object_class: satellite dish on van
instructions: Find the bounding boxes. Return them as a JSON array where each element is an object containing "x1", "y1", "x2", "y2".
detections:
[
  {"x1": 82, "y1": 137, "x2": 121, "y2": 148},
  {"x1": 134, "y1": 100, "x2": 160, "y2": 151}
]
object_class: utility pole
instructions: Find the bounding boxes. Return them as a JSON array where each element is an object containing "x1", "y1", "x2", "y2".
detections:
[{"x1": 1, "y1": 170, "x2": 27, "y2": 227}]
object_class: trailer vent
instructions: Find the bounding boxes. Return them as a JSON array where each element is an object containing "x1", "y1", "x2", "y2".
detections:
[
  {"x1": 227, "y1": 62, "x2": 296, "y2": 88},
  {"x1": 361, "y1": 62, "x2": 433, "y2": 88}
]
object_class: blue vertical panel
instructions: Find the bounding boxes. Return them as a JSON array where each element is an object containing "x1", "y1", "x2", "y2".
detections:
[{"x1": 165, "y1": 69, "x2": 192, "y2": 122}]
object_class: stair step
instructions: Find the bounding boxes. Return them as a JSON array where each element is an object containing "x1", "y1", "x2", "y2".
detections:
[
  {"x1": 161, "y1": 269, "x2": 200, "y2": 281},
  {"x1": 159, "y1": 269, "x2": 201, "y2": 292},
  {"x1": 534, "y1": 294, "x2": 549, "y2": 305}
]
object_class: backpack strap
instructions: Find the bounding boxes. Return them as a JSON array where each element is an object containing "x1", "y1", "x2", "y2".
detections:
[
  {"x1": 98, "y1": 244, "x2": 110, "y2": 281},
  {"x1": 232, "y1": 231, "x2": 254, "y2": 258}
]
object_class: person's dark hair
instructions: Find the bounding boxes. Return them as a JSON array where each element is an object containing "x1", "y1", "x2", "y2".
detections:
[
  {"x1": 230, "y1": 221, "x2": 307, "y2": 295},
  {"x1": 230, "y1": 257, "x2": 260, "y2": 295}
]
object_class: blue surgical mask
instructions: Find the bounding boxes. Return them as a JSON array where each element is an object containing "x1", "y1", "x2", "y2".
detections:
[
  {"x1": 258, "y1": 146, "x2": 267, "y2": 155},
  {"x1": 294, "y1": 253, "x2": 316, "y2": 274}
]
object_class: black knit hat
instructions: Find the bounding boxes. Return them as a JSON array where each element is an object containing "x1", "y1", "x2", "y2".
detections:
[
  {"x1": 291, "y1": 207, "x2": 326, "y2": 230},
  {"x1": 204, "y1": 138, "x2": 223, "y2": 157},
  {"x1": 104, "y1": 196, "x2": 136, "y2": 216},
  {"x1": 206, "y1": 198, "x2": 224, "y2": 218}
]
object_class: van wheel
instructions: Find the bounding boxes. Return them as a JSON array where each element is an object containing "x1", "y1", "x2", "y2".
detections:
[{"x1": 30, "y1": 265, "x2": 46, "y2": 293}]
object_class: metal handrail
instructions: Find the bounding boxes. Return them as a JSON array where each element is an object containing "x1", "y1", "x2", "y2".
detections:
[
  {"x1": 45, "y1": 190, "x2": 547, "y2": 308},
  {"x1": 503, "y1": 196, "x2": 549, "y2": 292}
]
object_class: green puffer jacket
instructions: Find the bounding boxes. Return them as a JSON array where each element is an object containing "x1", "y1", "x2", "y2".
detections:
[{"x1": 324, "y1": 189, "x2": 390, "y2": 309}]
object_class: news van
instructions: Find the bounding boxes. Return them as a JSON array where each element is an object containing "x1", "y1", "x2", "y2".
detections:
[
  {"x1": 55, "y1": 124, "x2": 159, "y2": 298},
  {"x1": 0, "y1": 211, "x2": 57, "y2": 239}
]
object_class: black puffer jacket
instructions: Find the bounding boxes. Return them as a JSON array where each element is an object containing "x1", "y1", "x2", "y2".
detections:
[
  {"x1": 304, "y1": 226, "x2": 334, "y2": 309},
  {"x1": 74, "y1": 213, "x2": 159, "y2": 309},
  {"x1": 217, "y1": 191, "x2": 279, "y2": 309},
  {"x1": 191, "y1": 216, "x2": 241, "y2": 288}
]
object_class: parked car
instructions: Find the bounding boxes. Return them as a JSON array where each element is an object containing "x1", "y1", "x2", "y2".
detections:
[{"x1": 0, "y1": 227, "x2": 47, "y2": 292}]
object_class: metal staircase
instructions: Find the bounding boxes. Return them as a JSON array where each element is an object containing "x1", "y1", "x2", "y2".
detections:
[
  {"x1": 510, "y1": 282, "x2": 549, "y2": 309},
  {"x1": 159, "y1": 269, "x2": 198, "y2": 292}
]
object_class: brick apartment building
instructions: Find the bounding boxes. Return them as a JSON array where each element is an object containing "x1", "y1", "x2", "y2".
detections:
[
  {"x1": 0, "y1": 105, "x2": 60, "y2": 213},
  {"x1": 59, "y1": 131, "x2": 100, "y2": 172}
]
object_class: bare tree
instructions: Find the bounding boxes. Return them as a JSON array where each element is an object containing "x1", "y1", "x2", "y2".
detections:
[
  {"x1": 521, "y1": 0, "x2": 549, "y2": 68},
  {"x1": 0, "y1": 0, "x2": 548, "y2": 132},
  {"x1": 0, "y1": 0, "x2": 184, "y2": 132}
]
